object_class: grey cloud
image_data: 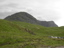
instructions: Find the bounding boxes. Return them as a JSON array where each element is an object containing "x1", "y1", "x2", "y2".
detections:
[
  {"x1": 0, "y1": 0, "x2": 62, "y2": 26},
  {"x1": 41, "y1": 10, "x2": 60, "y2": 21},
  {"x1": 0, "y1": 0, "x2": 6, "y2": 2},
  {"x1": 5, "y1": 3, "x2": 18, "y2": 8},
  {"x1": 0, "y1": 12, "x2": 15, "y2": 19}
]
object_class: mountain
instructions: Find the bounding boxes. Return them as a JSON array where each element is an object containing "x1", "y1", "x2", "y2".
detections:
[{"x1": 4, "y1": 12, "x2": 58, "y2": 27}]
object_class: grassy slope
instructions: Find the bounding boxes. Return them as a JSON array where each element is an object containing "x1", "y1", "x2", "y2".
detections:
[{"x1": 0, "y1": 19, "x2": 64, "y2": 48}]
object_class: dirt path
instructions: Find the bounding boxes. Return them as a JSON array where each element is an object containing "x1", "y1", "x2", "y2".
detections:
[
  {"x1": 56, "y1": 46, "x2": 64, "y2": 48},
  {"x1": 37, "y1": 46, "x2": 64, "y2": 48}
]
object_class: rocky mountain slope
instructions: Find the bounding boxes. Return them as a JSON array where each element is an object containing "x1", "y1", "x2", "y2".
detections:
[{"x1": 4, "y1": 12, "x2": 58, "y2": 27}]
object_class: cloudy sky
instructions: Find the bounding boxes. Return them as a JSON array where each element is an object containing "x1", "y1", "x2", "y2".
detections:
[{"x1": 0, "y1": 0, "x2": 64, "y2": 26}]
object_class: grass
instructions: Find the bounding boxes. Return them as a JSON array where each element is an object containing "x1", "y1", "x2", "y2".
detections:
[{"x1": 0, "y1": 19, "x2": 64, "y2": 48}]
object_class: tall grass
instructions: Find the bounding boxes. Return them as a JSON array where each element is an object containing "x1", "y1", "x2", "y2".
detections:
[{"x1": 0, "y1": 19, "x2": 64, "y2": 48}]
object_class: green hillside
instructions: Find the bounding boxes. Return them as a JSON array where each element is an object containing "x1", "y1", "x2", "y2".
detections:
[{"x1": 0, "y1": 19, "x2": 64, "y2": 48}]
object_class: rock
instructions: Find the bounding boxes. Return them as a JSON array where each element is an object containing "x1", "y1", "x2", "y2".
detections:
[{"x1": 56, "y1": 46, "x2": 64, "y2": 48}]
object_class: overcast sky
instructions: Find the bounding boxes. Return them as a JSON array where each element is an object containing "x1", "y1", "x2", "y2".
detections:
[{"x1": 0, "y1": 0, "x2": 64, "y2": 26}]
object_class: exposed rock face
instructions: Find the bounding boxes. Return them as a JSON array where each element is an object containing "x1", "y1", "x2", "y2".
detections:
[
  {"x1": 38, "y1": 21, "x2": 58, "y2": 27},
  {"x1": 4, "y1": 12, "x2": 58, "y2": 27},
  {"x1": 5, "y1": 12, "x2": 38, "y2": 24},
  {"x1": 48, "y1": 21, "x2": 58, "y2": 27}
]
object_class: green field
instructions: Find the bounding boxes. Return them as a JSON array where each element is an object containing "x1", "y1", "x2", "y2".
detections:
[{"x1": 0, "y1": 19, "x2": 64, "y2": 48}]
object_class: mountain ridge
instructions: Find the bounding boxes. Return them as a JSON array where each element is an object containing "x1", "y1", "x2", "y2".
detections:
[{"x1": 4, "y1": 12, "x2": 58, "y2": 27}]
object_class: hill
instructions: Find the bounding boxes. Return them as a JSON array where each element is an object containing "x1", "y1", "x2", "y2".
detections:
[
  {"x1": 0, "y1": 19, "x2": 64, "y2": 48},
  {"x1": 4, "y1": 12, "x2": 58, "y2": 27}
]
